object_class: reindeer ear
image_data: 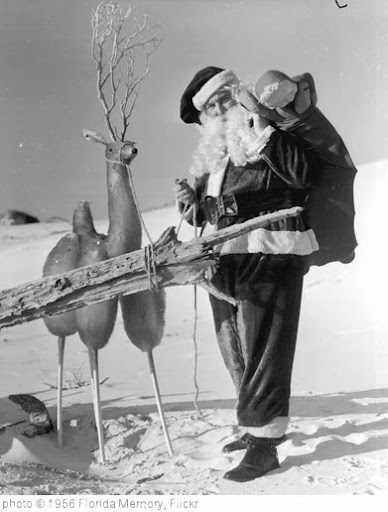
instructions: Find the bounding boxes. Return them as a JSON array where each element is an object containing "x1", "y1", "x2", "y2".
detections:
[{"x1": 82, "y1": 129, "x2": 108, "y2": 145}]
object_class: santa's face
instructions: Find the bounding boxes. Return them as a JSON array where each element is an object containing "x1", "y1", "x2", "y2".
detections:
[
  {"x1": 200, "y1": 89, "x2": 237, "y2": 119},
  {"x1": 189, "y1": 98, "x2": 263, "y2": 178}
]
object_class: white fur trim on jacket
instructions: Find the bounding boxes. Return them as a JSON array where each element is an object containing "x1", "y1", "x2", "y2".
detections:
[
  {"x1": 192, "y1": 70, "x2": 238, "y2": 111},
  {"x1": 246, "y1": 125, "x2": 276, "y2": 157},
  {"x1": 217, "y1": 227, "x2": 319, "y2": 256},
  {"x1": 206, "y1": 159, "x2": 228, "y2": 197},
  {"x1": 245, "y1": 416, "x2": 289, "y2": 438}
]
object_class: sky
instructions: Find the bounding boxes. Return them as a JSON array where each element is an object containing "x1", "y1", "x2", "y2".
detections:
[{"x1": 0, "y1": 0, "x2": 386, "y2": 221}]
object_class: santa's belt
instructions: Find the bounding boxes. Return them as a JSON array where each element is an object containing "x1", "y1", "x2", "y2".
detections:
[{"x1": 201, "y1": 190, "x2": 306, "y2": 225}]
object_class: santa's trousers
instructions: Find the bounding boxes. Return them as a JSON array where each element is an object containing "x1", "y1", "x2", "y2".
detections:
[{"x1": 209, "y1": 253, "x2": 305, "y2": 429}]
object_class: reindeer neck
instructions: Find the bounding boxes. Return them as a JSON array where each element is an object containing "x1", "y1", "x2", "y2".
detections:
[{"x1": 106, "y1": 160, "x2": 142, "y2": 258}]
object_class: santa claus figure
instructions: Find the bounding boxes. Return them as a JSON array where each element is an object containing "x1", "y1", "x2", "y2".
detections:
[{"x1": 174, "y1": 66, "x2": 321, "y2": 482}]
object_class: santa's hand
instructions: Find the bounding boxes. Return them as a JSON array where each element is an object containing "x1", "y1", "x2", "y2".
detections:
[{"x1": 173, "y1": 179, "x2": 195, "y2": 206}]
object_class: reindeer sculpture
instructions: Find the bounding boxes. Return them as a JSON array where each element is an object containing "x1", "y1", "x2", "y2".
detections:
[
  {"x1": 43, "y1": 134, "x2": 138, "y2": 463},
  {"x1": 42, "y1": 1, "x2": 170, "y2": 463}
]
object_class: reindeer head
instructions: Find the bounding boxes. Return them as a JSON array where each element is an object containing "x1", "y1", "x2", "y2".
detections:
[{"x1": 83, "y1": 129, "x2": 138, "y2": 166}]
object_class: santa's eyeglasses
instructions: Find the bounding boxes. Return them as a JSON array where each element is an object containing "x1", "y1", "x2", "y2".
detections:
[{"x1": 203, "y1": 90, "x2": 236, "y2": 116}]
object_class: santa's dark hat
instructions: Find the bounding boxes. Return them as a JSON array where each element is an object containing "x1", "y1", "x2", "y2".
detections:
[{"x1": 180, "y1": 66, "x2": 238, "y2": 124}]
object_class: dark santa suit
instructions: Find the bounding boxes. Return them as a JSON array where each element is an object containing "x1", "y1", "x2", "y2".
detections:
[{"x1": 182, "y1": 126, "x2": 319, "y2": 434}]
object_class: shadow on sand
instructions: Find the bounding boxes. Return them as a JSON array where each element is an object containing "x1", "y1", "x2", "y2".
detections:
[{"x1": 1, "y1": 387, "x2": 387, "y2": 476}]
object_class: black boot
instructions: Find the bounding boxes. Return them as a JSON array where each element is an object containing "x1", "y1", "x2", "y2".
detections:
[
  {"x1": 222, "y1": 433, "x2": 250, "y2": 453},
  {"x1": 223, "y1": 436, "x2": 285, "y2": 483}
]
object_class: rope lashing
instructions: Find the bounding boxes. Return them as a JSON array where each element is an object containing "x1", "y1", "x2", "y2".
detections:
[
  {"x1": 173, "y1": 181, "x2": 202, "y2": 414},
  {"x1": 126, "y1": 162, "x2": 159, "y2": 293},
  {"x1": 191, "y1": 202, "x2": 201, "y2": 414},
  {"x1": 143, "y1": 243, "x2": 159, "y2": 292},
  {"x1": 172, "y1": 181, "x2": 202, "y2": 413},
  {"x1": 106, "y1": 159, "x2": 125, "y2": 166}
]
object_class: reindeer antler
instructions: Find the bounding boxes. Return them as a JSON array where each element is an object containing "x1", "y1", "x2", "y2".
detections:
[{"x1": 91, "y1": 1, "x2": 163, "y2": 141}]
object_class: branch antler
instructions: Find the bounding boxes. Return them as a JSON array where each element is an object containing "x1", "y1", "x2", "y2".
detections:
[{"x1": 91, "y1": 1, "x2": 163, "y2": 141}]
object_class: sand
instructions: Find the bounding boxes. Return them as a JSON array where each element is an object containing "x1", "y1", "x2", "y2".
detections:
[{"x1": 0, "y1": 160, "x2": 387, "y2": 496}]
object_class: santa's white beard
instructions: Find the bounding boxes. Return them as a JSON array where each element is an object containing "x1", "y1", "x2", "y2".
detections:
[{"x1": 188, "y1": 105, "x2": 263, "y2": 178}]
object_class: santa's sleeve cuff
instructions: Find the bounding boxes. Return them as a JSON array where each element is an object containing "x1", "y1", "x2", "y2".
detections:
[{"x1": 249, "y1": 125, "x2": 277, "y2": 154}]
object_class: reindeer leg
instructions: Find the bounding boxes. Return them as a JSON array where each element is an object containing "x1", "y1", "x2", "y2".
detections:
[
  {"x1": 88, "y1": 349, "x2": 97, "y2": 420},
  {"x1": 147, "y1": 350, "x2": 174, "y2": 457},
  {"x1": 57, "y1": 336, "x2": 65, "y2": 448},
  {"x1": 88, "y1": 348, "x2": 106, "y2": 464}
]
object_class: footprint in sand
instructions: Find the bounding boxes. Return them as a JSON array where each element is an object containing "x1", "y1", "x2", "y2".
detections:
[
  {"x1": 184, "y1": 446, "x2": 233, "y2": 470},
  {"x1": 345, "y1": 456, "x2": 364, "y2": 468},
  {"x1": 185, "y1": 446, "x2": 222, "y2": 461}
]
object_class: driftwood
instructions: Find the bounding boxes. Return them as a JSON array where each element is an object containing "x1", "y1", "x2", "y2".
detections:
[{"x1": 0, "y1": 207, "x2": 302, "y2": 329}]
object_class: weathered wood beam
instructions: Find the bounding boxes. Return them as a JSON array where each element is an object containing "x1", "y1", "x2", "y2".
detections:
[{"x1": 0, "y1": 207, "x2": 302, "y2": 329}]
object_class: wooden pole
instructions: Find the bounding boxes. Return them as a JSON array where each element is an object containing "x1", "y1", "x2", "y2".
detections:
[
  {"x1": 89, "y1": 349, "x2": 106, "y2": 464},
  {"x1": 57, "y1": 336, "x2": 65, "y2": 448},
  {"x1": 147, "y1": 350, "x2": 174, "y2": 457}
]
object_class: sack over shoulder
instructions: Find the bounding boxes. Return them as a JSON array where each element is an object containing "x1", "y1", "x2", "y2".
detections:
[{"x1": 275, "y1": 106, "x2": 357, "y2": 267}]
